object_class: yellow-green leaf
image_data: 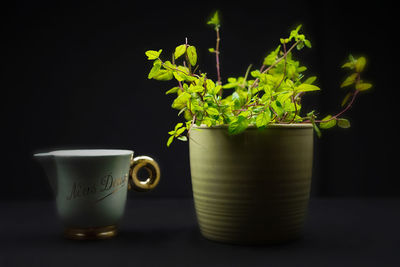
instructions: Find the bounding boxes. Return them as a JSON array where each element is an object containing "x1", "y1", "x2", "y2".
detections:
[
  {"x1": 304, "y1": 76, "x2": 317, "y2": 85},
  {"x1": 228, "y1": 116, "x2": 248, "y2": 135},
  {"x1": 207, "y1": 11, "x2": 220, "y2": 27},
  {"x1": 319, "y1": 115, "x2": 337, "y2": 129},
  {"x1": 173, "y1": 72, "x2": 185, "y2": 82},
  {"x1": 152, "y1": 70, "x2": 173, "y2": 81},
  {"x1": 175, "y1": 127, "x2": 186, "y2": 136},
  {"x1": 189, "y1": 85, "x2": 204, "y2": 93},
  {"x1": 187, "y1": 46, "x2": 197, "y2": 66},
  {"x1": 256, "y1": 110, "x2": 271, "y2": 128},
  {"x1": 337, "y1": 118, "x2": 351, "y2": 128},
  {"x1": 145, "y1": 49, "x2": 162, "y2": 60},
  {"x1": 206, "y1": 107, "x2": 219, "y2": 116},
  {"x1": 165, "y1": 87, "x2": 180, "y2": 95},
  {"x1": 355, "y1": 82, "x2": 372, "y2": 91},
  {"x1": 148, "y1": 60, "x2": 161, "y2": 79},
  {"x1": 341, "y1": 62, "x2": 354, "y2": 69},
  {"x1": 167, "y1": 135, "x2": 174, "y2": 147},
  {"x1": 296, "y1": 83, "x2": 320, "y2": 93},
  {"x1": 174, "y1": 123, "x2": 183, "y2": 131},
  {"x1": 355, "y1": 57, "x2": 366, "y2": 72},
  {"x1": 174, "y1": 45, "x2": 186, "y2": 60},
  {"x1": 341, "y1": 73, "x2": 358, "y2": 88},
  {"x1": 206, "y1": 79, "x2": 215, "y2": 91},
  {"x1": 213, "y1": 85, "x2": 222, "y2": 95},
  {"x1": 341, "y1": 92, "x2": 352, "y2": 107},
  {"x1": 177, "y1": 136, "x2": 187, "y2": 141},
  {"x1": 171, "y1": 92, "x2": 191, "y2": 109}
]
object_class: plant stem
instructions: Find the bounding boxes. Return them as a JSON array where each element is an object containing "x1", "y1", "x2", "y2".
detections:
[
  {"x1": 250, "y1": 40, "x2": 300, "y2": 90},
  {"x1": 215, "y1": 27, "x2": 222, "y2": 95},
  {"x1": 275, "y1": 42, "x2": 287, "y2": 90},
  {"x1": 184, "y1": 38, "x2": 192, "y2": 74},
  {"x1": 159, "y1": 58, "x2": 200, "y2": 78},
  {"x1": 177, "y1": 80, "x2": 184, "y2": 92},
  {"x1": 288, "y1": 94, "x2": 298, "y2": 123},
  {"x1": 331, "y1": 90, "x2": 359, "y2": 119},
  {"x1": 305, "y1": 90, "x2": 360, "y2": 124},
  {"x1": 187, "y1": 114, "x2": 197, "y2": 136}
]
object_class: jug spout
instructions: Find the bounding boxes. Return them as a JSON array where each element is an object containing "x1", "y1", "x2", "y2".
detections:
[{"x1": 34, "y1": 152, "x2": 57, "y2": 194}]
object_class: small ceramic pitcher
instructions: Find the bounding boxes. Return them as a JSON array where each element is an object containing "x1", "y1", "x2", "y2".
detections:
[{"x1": 34, "y1": 149, "x2": 160, "y2": 240}]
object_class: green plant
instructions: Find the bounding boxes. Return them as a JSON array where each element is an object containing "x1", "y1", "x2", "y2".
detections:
[{"x1": 145, "y1": 11, "x2": 372, "y2": 146}]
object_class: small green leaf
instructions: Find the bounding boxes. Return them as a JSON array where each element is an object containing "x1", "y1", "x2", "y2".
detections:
[
  {"x1": 171, "y1": 92, "x2": 191, "y2": 109},
  {"x1": 165, "y1": 87, "x2": 180, "y2": 95},
  {"x1": 174, "y1": 45, "x2": 186, "y2": 60},
  {"x1": 148, "y1": 60, "x2": 161, "y2": 79},
  {"x1": 304, "y1": 76, "x2": 317, "y2": 85},
  {"x1": 177, "y1": 136, "x2": 187, "y2": 141},
  {"x1": 280, "y1": 38, "x2": 289, "y2": 44},
  {"x1": 188, "y1": 84, "x2": 204, "y2": 93},
  {"x1": 152, "y1": 70, "x2": 173, "y2": 81},
  {"x1": 202, "y1": 117, "x2": 213, "y2": 127},
  {"x1": 208, "y1": 48, "x2": 215, "y2": 53},
  {"x1": 296, "y1": 42, "x2": 304, "y2": 50},
  {"x1": 186, "y1": 46, "x2": 197, "y2": 66},
  {"x1": 297, "y1": 66, "x2": 307, "y2": 72},
  {"x1": 355, "y1": 57, "x2": 366, "y2": 72},
  {"x1": 207, "y1": 11, "x2": 220, "y2": 28},
  {"x1": 341, "y1": 73, "x2": 358, "y2": 88},
  {"x1": 342, "y1": 62, "x2": 354, "y2": 69},
  {"x1": 206, "y1": 107, "x2": 219, "y2": 116},
  {"x1": 313, "y1": 122, "x2": 321, "y2": 138},
  {"x1": 174, "y1": 123, "x2": 184, "y2": 131},
  {"x1": 304, "y1": 39, "x2": 312, "y2": 48},
  {"x1": 167, "y1": 135, "x2": 174, "y2": 147},
  {"x1": 222, "y1": 81, "x2": 238, "y2": 89},
  {"x1": 341, "y1": 92, "x2": 352, "y2": 107},
  {"x1": 175, "y1": 127, "x2": 186, "y2": 136},
  {"x1": 178, "y1": 107, "x2": 187, "y2": 116},
  {"x1": 355, "y1": 82, "x2": 372, "y2": 91},
  {"x1": 319, "y1": 115, "x2": 337, "y2": 129},
  {"x1": 206, "y1": 79, "x2": 215, "y2": 91},
  {"x1": 173, "y1": 72, "x2": 185, "y2": 82},
  {"x1": 285, "y1": 79, "x2": 294, "y2": 88},
  {"x1": 256, "y1": 110, "x2": 271, "y2": 128},
  {"x1": 296, "y1": 83, "x2": 320, "y2": 93},
  {"x1": 337, "y1": 118, "x2": 351, "y2": 128},
  {"x1": 213, "y1": 85, "x2": 222, "y2": 95},
  {"x1": 263, "y1": 45, "x2": 281, "y2": 66},
  {"x1": 145, "y1": 49, "x2": 162, "y2": 60},
  {"x1": 228, "y1": 116, "x2": 248, "y2": 135}
]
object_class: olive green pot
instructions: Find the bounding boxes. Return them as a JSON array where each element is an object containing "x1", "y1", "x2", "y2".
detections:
[{"x1": 189, "y1": 123, "x2": 313, "y2": 244}]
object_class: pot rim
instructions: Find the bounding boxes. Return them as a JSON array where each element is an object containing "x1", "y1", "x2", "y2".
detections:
[{"x1": 192, "y1": 123, "x2": 313, "y2": 129}]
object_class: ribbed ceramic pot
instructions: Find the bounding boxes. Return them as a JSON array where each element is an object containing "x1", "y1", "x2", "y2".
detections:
[{"x1": 189, "y1": 123, "x2": 313, "y2": 244}]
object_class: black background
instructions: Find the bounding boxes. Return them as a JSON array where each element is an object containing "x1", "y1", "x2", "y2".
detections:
[{"x1": 2, "y1": 0, "x2": 398, "y2": 200}]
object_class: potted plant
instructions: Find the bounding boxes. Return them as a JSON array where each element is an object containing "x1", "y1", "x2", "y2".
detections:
[{"x1": 145, "y1": 12, "x2": 372, "y2": 244}]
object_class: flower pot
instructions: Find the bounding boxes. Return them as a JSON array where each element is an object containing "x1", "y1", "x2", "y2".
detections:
[{"x1": 189, "y1": 123, "x2": 313, "y2": 244}]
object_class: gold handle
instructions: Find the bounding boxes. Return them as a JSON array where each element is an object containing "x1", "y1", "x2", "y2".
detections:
[{"x1": 129, "y1": 156, "x2": 160, "y2": 192}]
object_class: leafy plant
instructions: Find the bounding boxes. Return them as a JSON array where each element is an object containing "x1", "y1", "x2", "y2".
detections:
[{"x1": 145, "y1": 11, "x2": 372, "y2": 146}]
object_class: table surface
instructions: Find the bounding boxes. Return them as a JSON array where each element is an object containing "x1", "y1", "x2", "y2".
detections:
[{"x1": 0, "y1": 197, "x2": 399, "y2": 267}]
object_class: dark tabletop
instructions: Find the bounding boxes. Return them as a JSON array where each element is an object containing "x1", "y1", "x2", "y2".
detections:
[{"x1": 0, "y1": 197, "x2": 399, "y2": 267}]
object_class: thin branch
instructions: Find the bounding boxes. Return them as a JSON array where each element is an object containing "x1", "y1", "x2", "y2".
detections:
[
  {"x1": 274, "y1": 42, "x2": 287, "y2": 90},
  {"x1": 305, "y1": 89, "x2": 360, "y2": 124},
  {"x1": 250, "y1": 40, "x2": 300, "y2": 90},
  {"x1": 215, "y1": 27, "x2": 222, "y2": 86},
  {"x1": 159, "y1": 59, "x2": 200, "y2": 78}
]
